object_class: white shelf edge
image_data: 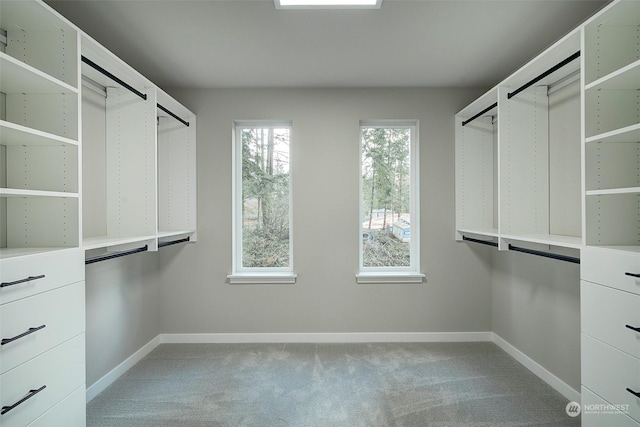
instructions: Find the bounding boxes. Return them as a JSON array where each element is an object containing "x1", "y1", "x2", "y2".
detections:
[
  {"x1": 157, "y1": 230, "x2": 195, "y2": 239},
  {"x1": 0, "y1": 120, "x2": 79, "y2": 147},
  {"x1": 457, "y1": 228, "x2": 500, "y2": 238},
  {"x1": 0, "y1": 51, "x2": 78, "y2": 94},
  {"x1": 586, "y1": 187, "x2": 640, "y2": 196},
  {"x1": 82, "y1": 235, "x2": 157, "y2": 251},
  {"x1": 500, "y1": 233, "x2": 583, "y2": 249},
  {"x1": 0, "y1": 188, "x2": 79, "y2": 198},
  {"x1": 0, "y1": 246, "x2": 78, "y2": 260},
  {"x1": 584, "y1": 59, "x2": 640, "y2": 91},
  {"x1": 585, "y1": 123, "x2": 640, "y2": 144}
]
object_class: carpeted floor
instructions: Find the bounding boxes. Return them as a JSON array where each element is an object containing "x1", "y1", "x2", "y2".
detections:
[{"x1": 87, "y1": 342, "x2": 579, "y2": 426}]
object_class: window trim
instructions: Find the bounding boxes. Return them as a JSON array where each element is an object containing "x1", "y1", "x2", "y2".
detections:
[
  {"x1": 229, "y1": 120, "x2": 295, "y2": 284},
  {"x1": 357, "y1": 120, "x2": 424, "y2": 283}
]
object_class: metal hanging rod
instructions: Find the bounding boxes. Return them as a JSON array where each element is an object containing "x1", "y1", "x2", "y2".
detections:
[
  {"x1": 81, "y1": 56, "x2": 147, "y2": 101},
  {"x1": 157, "y1": 104, "x2": 190, "y2": 127},
  {"x1": 85, "y1": 245, "x2": 148, "y2": 265},
  {"x1": 158, "y1": 236, "x2": 191, "y2": 248},
  {"x1": 508, "y1": 244, "x2": 580, "y2": 264},
  {"x1": 461, "y1": 102, "x2": 498, "y2": 127},
  {"x1": 462, "y1": 235, "x2": 498, "y2": 247},
  {"x1": 507, "y1": 51, "x2": 580, "y2": 100}
]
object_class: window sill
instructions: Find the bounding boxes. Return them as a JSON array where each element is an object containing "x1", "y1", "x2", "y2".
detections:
[
  {"x1": 356, "y1": 272, "x2": 425, "y2": 284},
  {"x1": 227, "y1": 272, "x2": 297, "y2": 285}
]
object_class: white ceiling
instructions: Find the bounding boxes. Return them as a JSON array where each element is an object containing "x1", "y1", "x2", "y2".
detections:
[{"x1": 45, "y1": 0, "x2": 608, "y2": 89}]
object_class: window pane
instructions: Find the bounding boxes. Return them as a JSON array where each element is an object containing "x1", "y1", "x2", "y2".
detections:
[
  {"x1": 241, "y1": 127, "x2": 291, "y2": 268},
  {"x1": 361, "y1": 127, "x2": 411, "y2": 268}
]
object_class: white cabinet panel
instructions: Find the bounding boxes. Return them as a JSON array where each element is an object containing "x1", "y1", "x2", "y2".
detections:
[
  {"x1": 27, "y1": 385, "x2": 86, "y2": 427},
  {"x1": 582, "y1": 247, "x2": 640, "y2": 296},
  {"x1": 582, "y1": 386, "x2": 640, "y2": 427}
]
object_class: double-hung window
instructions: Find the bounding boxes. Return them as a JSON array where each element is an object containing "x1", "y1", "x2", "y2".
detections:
[
  {"x1": 229, "y1": 121, "x2": 295, "y2": 284},
  {"x1": 357, "y1": 120, "x2": 423, "y2": 283}
]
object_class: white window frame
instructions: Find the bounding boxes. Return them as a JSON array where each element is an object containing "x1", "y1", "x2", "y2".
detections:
[
  {"x1": 228, "y1": 120, "x2": 296, "y2": 285},
  {"x1": 356, "y1": 120, "x2": 424, "y2": 284}
]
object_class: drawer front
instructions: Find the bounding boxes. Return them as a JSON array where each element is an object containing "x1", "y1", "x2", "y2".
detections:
[
  {"x1": 582, "y1": 386, "x2": 640, "y2": 427},
  {"x1": 0, "y1": 281, "x2": 85, "y2": 374},
  {"x1": 28, "y1": 385, "x2": 86, "y2": 427},
  {"x1": 582, "y1": 280, "x2": 640, "y2": 359},
  {"x1": 582, "y1": 334, "x2": 640, "y2": 423},
  {"x1": 582, "y1": 247, "x2": 640, "y2": 295},
  {"x1": 0, "y1": 249, "x2": 84, "y2": 305},
  {"x1": 0, "y1": 334, "x2": 85, "y2": 427}
]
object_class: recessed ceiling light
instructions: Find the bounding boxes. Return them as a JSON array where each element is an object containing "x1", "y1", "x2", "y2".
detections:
[{"x1": 275, "y1": 0, "x2": 381, "y2": 9}]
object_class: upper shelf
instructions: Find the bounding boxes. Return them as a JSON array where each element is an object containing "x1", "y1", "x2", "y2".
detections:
[
  {"x1": 0, "y1": 52, "x2": 78, "y2": 95},
  {"x1": 586, "y1": 123, "x2": 640, "y2": 144},
  {"x1": 0, "y1": 120, "x2": 79, "y2": 147},
  {"x1": 585, "y1": 59, "x2": 640, "y2": 91},
  {"x1": 0, "y1": 188, "x2": 79, "y2": 198}
]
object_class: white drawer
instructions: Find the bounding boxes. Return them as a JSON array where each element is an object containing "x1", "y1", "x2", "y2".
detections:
[
  {"x1": 0, "y1": 334, "x2": 85, "y2": 427},
  {"x1": 582, "y1": 334, "x2": 640, "y2": 423},
  {"x1": 582, "y1": 247, "x2": 640, "y2": 295},
  {"x1": 28, "y1": 385, "x2": 85, "y2": 427},
  {"x1": 582, "y1": 280, "x2": 640, "y2": 359},
  {"x1": 0, "y1": 281, "x2": 85, "y2": 374},
  {"x1": 0, "y1": 249, "x2": 84, "y2": 305},
  {"x1": 582, "y1": 386, "x2": 640, "y2": 427}
]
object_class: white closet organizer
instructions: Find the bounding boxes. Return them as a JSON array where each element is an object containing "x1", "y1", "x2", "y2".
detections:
[
  {"x1": 0, "y1": 0, "x2": 80, "y2": 258},
  {"x1": 81, "y1": 35, "x2": 158, "y2": 253},
  {"x1": 157, "y1": 89, "x2": 197, "y2": 246},
  {"x1": 456, "y1": 29, "x2": 582, "y2": 255}
]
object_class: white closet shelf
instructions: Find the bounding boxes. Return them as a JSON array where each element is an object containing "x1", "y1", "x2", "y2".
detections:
[
  {"x1": 457, "y1": 228, "x2": 499, "y2": 238},
  {"x1": 585, "y1": 59, "x2": 640, "y2": 91},
  {"x1": 585, "y1": 123, "x2": 640, "y2": 144},
  {"x1": 0, "y1": 188, "x2": 79, "y2": 198},
  {"x1": 588, "y1": 245, "x2": 640, "y2": 255},
  {"x1": 0, "y1": 52, "x2": 78, "y2": 95},
  {"x1": 0, "y1": 120, "x2": 79, "y2": 147},
  {"x1": 501, "y1": 233, "x2": 583, "y2": 249},
  {"x1": 0, "y1": 246, "x2": 76, "y2": 260},
  {"x1": 157, "y1": 230, "x2": 195, "y2": 239},
  {"x1": 586, "y1": 187, "x2": 640, "y2": 196},
  {"x1": 82, "y1": 235, "x2": 157, "y2": 251}
]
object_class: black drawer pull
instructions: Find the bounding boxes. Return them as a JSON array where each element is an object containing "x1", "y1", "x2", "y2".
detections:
[
  {"x1": 626, "y1": 324, "x2": 640, "y2": 333},
  {"x1": 627, "y1": 388, "x2": 640, "y2": 399},
  {"x1": 0, "y1": 275, "x2": 45, "y2": 288},
  {"x1": 625, "y1": 272, "x2": 640, "y2": 278},
  {"x1": 1, "y1": 385, "x2": 46, "y2": 415},
  {"x1": 1, "y1": 325, "x2": 46, "y2": 346}
]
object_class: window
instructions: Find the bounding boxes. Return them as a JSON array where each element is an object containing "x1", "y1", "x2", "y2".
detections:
[
  {"x1": 230, "y1": 121, "x2": 295, "y2": 284},
  {"x1": 358, "y1": 121, "x2": 423, "y2": 283}
]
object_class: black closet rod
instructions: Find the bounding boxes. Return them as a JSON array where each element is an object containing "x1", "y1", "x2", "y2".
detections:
[
  {"x1": 85, "y1": 245, "x2": 148, "y2": 265},
  {"x1": 158, "y1": 236, "x2": 191, "y2": 248},
  {"x1": 461, "y1": 102, "x2": 498, "y2": 127},
  {"x1": 507, "y1": 51, "x2": 580, "y2": 99},
  {"x1": 508, "y1": 244, "x2": 580, "y2": 264},
  {"x1": 462, "y1": 235, "x2": 498, "y2": 247},
  {"x1": 81, "y1": 56, "x2": 147, "y2": 101},
  {"x1": 157, "y1": 103, "x2": 190, "y2": 127}
]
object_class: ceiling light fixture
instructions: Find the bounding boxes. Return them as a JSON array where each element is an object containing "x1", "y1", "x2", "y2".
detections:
[{"x1": 275, "y1": 0, "x2": 381, "y2": 9}]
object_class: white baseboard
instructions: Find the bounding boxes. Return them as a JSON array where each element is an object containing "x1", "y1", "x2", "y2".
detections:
[
  {"x1": 491, "y1": 333, "x2": 580, "y2": 403},
  {"x1": 160, "y1": 331, "x2": 494, "y2": 344},
  {"x1": 86, "y1": 335, "x2": 162, "y2": 402}
]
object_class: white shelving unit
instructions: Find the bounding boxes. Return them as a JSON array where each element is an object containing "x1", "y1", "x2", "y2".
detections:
[{"x1": 157, "y1": 88, "x2": 197, "y2": 245}]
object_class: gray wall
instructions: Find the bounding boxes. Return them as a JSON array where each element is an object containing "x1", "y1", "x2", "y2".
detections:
[
  {"x1": 158, "y1": 88, "x2": 493, "y2": 334},
  {"x1": 85, "y1": 254, "x2": 161, "y2": 386}
]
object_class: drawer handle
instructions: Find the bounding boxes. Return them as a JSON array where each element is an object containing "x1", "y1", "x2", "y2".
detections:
[
  {"x1": 626, "y1": 324, "x2": 640, "y2": 333},
  {"x1": 1, "y1": 325, "x2": 46, "y2": 346},
  {"x1": 0, "y1": 275, "x2": 45, "y2": 288},
  {"x1": 624, "y1": 272, "x2": 640, "y2": 278},
  {"x1": 627, "y1": 388, "x2": 640, "y2": 399},
  {"x1": 1, "y1": 385, "x2": 46, "y2": 415}
]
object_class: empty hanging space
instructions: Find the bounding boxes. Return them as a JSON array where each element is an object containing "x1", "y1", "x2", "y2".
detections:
[
  {"x1": 80, "y1": 36, "x2": 157, "y2": 252},
  {"x1": 498, "y1": 29, "x2": 582, "y2": 250},
  {"x1": 156, "y1": 89, "x2": 197, "y2": 246},
  {"x1": 455, "y1": 89, "x2": 498, "y2": 241},
  {"x1": 584, "y1": 1, "x2": 640, "y2": 251},
  {"x1": 0, "y1": 1, "x2": 80, "y2": 258}
]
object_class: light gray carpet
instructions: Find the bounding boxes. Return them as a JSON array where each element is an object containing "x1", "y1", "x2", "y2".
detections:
[{"x1": 87, "y1": 342, "x2": 579, "y2": 426}]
